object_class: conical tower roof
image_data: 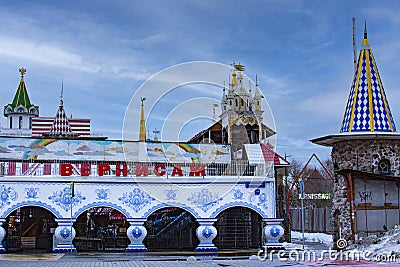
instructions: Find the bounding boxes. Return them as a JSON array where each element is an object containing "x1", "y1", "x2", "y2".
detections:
[
  {"x1": 4, "y1": 68, "x2": 39, "y2": 115},
  {"x1": 340, "y1": 26, "x2": 396, "y2": 133},
  {"x1": 48, "y1": 88, "x2": 75, "y2": 137},
  {"x1": 11, "y1": 68, "x2": 32, "y2": 108},
  {"x1": 49, "y1": 105, "x2": 74, "y2": 136}
]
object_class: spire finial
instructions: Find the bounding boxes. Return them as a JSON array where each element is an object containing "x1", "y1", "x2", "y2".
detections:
[
  {"x1": 19, "y1": 67, "x2": 26, "y2": 78},
  {"x1": 139, "y1": 97, "x2": 147, "y2": 141},
  {"x1": 255, "y1": 75, "x2": 258, "y2": 87},
  {"x1": 361, "y1": 21, "x2": 370, "y2": 47},
  {"x1": 364, "y1": 21, "x2": 368, "y2": 39},
  {"x1": 60, "y1": 79, "x2": 64, "y2": 106}
]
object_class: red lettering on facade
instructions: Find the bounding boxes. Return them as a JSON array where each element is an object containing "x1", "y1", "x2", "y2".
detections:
[
  {"x1": 60, "y1": 164, "x2": 73, "y2": 176},
  {"x1": 136, "y1": 164, "x2": 148, "y2": 176},
  {"x1": 154, "y1": 164, "x2": 166, "y2": 176},
  {"x1": 81, "y1": 164, "x2": 91, "y2": 176},
  {"x1": 189, "y1": 164, "x2": 206, "y2": 176},
  {"x1": 98, "y1": 164, "x2": 110, "y2": 176},
  {"x1": 172, "y1": 164, "x2": 183, "y2": 176},
  {"x1": 116, "y1": 164, "x2": 128, "y2": 176}
]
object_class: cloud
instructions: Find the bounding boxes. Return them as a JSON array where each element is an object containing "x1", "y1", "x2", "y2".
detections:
[{"x1": 0, "y1": 35, "x2": 101, "y2": 73}]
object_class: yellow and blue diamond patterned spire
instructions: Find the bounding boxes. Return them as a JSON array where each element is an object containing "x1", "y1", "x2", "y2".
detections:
[{"x1": 340, "y1": 24, "x2": 396, "y2": 133}]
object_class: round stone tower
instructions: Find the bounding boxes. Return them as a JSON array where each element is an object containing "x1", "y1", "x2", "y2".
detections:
[{"x1": 312, "y1": 25, "x2": 400, "y2": 248}]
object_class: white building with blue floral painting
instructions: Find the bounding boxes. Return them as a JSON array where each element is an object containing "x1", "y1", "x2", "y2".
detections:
[{"x1": 0, "y1": 66, "x2": 287, "y2": 253}]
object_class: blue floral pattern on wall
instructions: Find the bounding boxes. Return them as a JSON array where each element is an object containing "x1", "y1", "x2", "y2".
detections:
[
  {"x1": 25, "y1": 188, "x2": 39, "y2": 199},
  {"x1": 164, "y1": 189, "x2": 177, "y2": 200},
  {"x1": 0, "y1": 185, "x2": 18, "y2": 208},
  {"x1": 257, "y1": 193, "x2": 268, "y2": 209},
  {"x1": 249, "y1": 192, "x2": 269, "y2": 209},
  {"x1": 48, "y1": 186, "x2": 86, "y2": 212},
  {"x1": 118, "y1": 187, "x2": 154, "y2": 212},
  {"x1": 95, "y1": 189, "x2": 110, "y2": 200},
  {"x1": 187, "y1": 188, "x2": 222, "y2": 212},
  {"x1": 232, "y1": 189, "x2": 244, "y2": 200}
]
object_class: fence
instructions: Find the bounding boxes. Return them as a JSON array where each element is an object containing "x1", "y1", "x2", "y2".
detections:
[{"x1": 290, "y1": 206, "x2": 332, "y2": 233}]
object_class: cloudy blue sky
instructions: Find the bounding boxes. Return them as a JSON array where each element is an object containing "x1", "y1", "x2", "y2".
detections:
[{"x1": 0, "y1": 0, "x2": 400, "y2": 164}]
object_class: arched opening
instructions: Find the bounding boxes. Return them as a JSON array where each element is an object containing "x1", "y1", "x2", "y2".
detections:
[
  {"x1": 144, "y1": 207, "x2": 199, "y2": 251},
  {"x1": 378, "y1": 159, "x2": 391, "y2": 175},
  {"x1": 5, "y1": 206, "x2": 56, "y2": 252},
  {"x1": 214, "y1": 206, "x2": 262, "y2": 249},
  {"x1": 18, "y1": 116, "x2": 22, "y2": 129},
  {"x1": 73, "y1": 207, "x2": 129, "y2": 251}
]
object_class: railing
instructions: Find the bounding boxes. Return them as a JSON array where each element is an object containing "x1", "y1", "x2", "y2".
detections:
[
  {"x1": 0, "y1": 160, "x2": 274, "y2": 177},
  {"x1": 148, "y1": 211, "x2": 192, "y2": 239}
]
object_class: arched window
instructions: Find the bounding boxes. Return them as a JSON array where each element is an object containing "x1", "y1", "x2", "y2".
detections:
[
  {"x1": 19, "y1": 116, "x2": 23, "y2": 129},
  {"x1": 235, "y1": 99, "x2": 238, "y2": 107},
  {"x1": 378, "y1": 159, "x2": 391, "y2": 175},
  {"x1": 29, "y1": 117, "x2": 32, "y2": 129}
]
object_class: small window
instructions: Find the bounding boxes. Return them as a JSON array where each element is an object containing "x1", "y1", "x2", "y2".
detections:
[
  {"x1": 19, "y1": 116, "x2": 23, "y2": 129},
  {"x1": 9, "y1": 118, "x2": 12, "y2": 129},
  {"x1": 378, "y1": 159, "x2": 390, "y2": 174}
]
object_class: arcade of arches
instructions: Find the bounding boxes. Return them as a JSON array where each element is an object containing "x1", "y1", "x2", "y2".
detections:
[{"x1": 3, "y1": 206, "x2": 263, "y2": 252}]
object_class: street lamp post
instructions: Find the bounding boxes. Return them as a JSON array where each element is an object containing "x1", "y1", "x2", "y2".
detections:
[{"x1": 299, "y1": 180, "x2": 305, "y2": 250}]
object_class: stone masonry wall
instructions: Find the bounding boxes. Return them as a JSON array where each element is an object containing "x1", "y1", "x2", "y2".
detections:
[{"x1": 330, "y1": 138, "x2": 400, "y2": 247}]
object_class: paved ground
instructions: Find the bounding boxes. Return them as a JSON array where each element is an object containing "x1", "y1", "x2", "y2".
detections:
[
  {"x1": 0, "y1": 241, "x2": 398, "y2": 267},
  {"x1": 0, "y1": 253, "x2": 399, "y2": 267}
]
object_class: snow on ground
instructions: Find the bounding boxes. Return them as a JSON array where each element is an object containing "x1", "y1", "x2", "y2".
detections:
[
  {"x1": 289, "y1": 226, "x2": 400, "y2": 259},
  {"x1": 290, "y1": 230, "x2": 333, "y2": 247},
  {"x1": 349, "y1": 225, "x2": 400, "y2": 258}
]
